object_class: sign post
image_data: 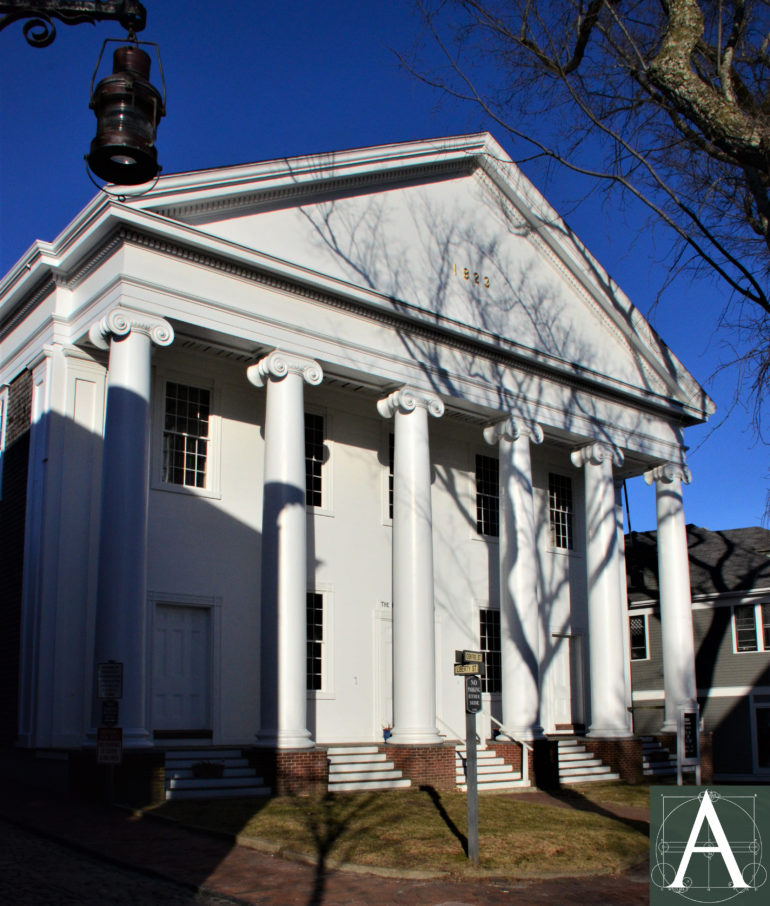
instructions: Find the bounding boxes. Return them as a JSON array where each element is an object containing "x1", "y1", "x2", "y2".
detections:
[
  {"x1": 455, "y1": 650, "x2": 483, "y2": 867},
  {"x1": 676, "y1": 701, "x2": 701, "y2": 785},
  {"x1": 97, "y1": 660, "x2": 124, "y2": 802}
]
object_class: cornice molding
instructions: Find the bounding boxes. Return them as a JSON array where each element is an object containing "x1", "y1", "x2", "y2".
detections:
[
  {"x1": 155, "y1": 159, "x2": 476, "y2": 221},
  {"x1": 377, "y1": 386, "x2": 445, "y2": 419},
  {"x1": 0, "y1": 275, "x2": 56, "y2": 343}
]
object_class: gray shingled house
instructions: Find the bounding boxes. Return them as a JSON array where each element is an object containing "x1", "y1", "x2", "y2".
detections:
[{"x1": 627, "y1": 526, "x2": 770, "y2": 780}]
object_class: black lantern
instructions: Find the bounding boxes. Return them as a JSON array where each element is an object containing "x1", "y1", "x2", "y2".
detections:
[{"x1": 87, "y1": 41, "x2": 165, "y2": 185}]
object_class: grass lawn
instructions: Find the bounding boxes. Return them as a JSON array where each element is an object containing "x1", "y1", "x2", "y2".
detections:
[{"x1": 152, "y1": 783, "x2": 650, "y2": 878}]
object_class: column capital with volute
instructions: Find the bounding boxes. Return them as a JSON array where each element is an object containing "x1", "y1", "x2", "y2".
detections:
[
  {"x1": 247, "y1": 350, "x2": 323, "y2": 389},
  {"x1": 89, "y1": 307, "x2": 174, "y2": 350},
  {"x1": 377, "y1": 386, "x2": 444, "y2": 420},
  {"x1": 644, "y1": 461, "x2": 692, "y2": 486},
  {"x1": 570, "y1": 441, "x2": 624, "y2": 469},
  {"x1": 483, "y1": 415, "x2": 543, "y2": 447}
]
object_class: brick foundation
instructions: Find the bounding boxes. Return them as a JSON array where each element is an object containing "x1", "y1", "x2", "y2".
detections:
[
  {"x1": 383, "y1": 743, "x2": 456, "y2": 791},
  {"x1": 247, "y1": 747, "x2": 328, "y2": 795},
  {"x1": 579, "y1": 736, "x2": 644, "y2": 784}
]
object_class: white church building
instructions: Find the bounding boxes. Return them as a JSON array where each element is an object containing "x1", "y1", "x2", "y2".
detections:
[{"x1": 0, "y1": 134, "x2": 713, "y2": 797}]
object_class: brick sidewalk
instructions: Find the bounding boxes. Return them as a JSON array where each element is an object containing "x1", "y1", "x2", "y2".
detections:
[{"x1": 0, "y1": 784, "x2": 651, "y2": 905}]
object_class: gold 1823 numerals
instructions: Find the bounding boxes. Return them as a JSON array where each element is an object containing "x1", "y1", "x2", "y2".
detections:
[{"x1": 453, "y1": 263, "x2": 490, "y2": 288}]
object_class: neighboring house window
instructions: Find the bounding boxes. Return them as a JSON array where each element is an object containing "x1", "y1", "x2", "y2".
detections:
[
  {"x1": 475, "y1": 454, "x2": 499, "y2": 537},
  {"x1": 388, "y1": 432, "x2": 394, "y2": 520},
  {"x1": 306, "y1": 592, "x2": 324, "y2": 691},
  {"x1": 629, "y1": 614, "x2": 648, "y2": 660},
  {"x1": 548, "y1": 472, "x2": 573, "y2": 549},
  {"x1": 734, "y1": 603, "x2": 770, "y2": 652},
  {"x1": 162, "y1": 382, "x2": 210, "y2": 488},
  {"x1": 480, "y1": 609, "x2": 501, "y2": 694},
  {"x1": 305, "y1": 413, "x2": 324, "y2": 507}
]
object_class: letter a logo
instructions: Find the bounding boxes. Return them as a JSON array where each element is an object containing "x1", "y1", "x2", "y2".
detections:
[{"x1": 669, "y1": 791, "x2": 749, "y2": 890}]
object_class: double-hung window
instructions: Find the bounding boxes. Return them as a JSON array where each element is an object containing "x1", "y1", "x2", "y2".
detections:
[
  {"x1": 305, "y1": 413, "x2": 324, "y2": 507},
  {"x1": 480, "y1": 608, "x2": 502, "y2": 694},
  {"x1": 734, "y1": 603, "x2": 770, "y2": 652},
  {"x1": 162, "y1": 382, "x2": 210, "y2": 489},
  {"x1": 629, "y1": 614, "x2": 648, "y2": 660},
  {"x1": 306, "y1": 592, "x2": 324, "y2": 691},
  {"x1": 548, "y1": 472, "x2": 573, "y2": 550},
  {"x1": 475, "y1": 454, "x2": 499, "y2": 537}
]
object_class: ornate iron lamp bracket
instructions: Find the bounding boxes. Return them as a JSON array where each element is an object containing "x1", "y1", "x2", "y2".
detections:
[{"x1": 0, "y1": 1, "x2": 146, "y2": 47}]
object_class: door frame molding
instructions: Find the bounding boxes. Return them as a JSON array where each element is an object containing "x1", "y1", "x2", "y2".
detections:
[{"x1": 147, "y1": 591, "x2": 222, "y2": 742}]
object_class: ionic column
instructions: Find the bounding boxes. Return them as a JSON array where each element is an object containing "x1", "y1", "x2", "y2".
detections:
[
  {"x1": 483, "y1": 416, "x2": 544, "y2": 740},
  {"x1": 90, "y1": 308, "x2": 174, "y2": 747},
  {"x1": 377, "y1": 386, "x2": 443, "y2": 745},
  {"x1": 571, "y1": 442, "x2": 631, "y2": 738},
  {"x1": 248, "y1": 350, "x2": 323, "y2": 749},
  {"x1": 644, "y1": 462, "x2": 697, "y2": 732}
]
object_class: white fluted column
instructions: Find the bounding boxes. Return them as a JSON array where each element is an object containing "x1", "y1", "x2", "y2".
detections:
[
  {"x1": 644, "y1": 462, "x2": 697, "y2": 732},
  {"x1": 90, "y1": 308, "x2": 174, "y2": 747},
  {"x1": 484, "y1": 416, "x2": 544, "y2": 740},
  {"x1": 248, "y1": 350, "x2": 323, "y2": 749},
  {"x1": 571, "y1": 442, "x2": 631, "y2": 738},
  {"x1": 378, "y1": 386, "x2": 443, "y2": 745}
]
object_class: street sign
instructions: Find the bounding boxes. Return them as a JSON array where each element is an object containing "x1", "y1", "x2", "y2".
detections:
[
  {"x1": 454, "y1": 663, "x2": 481, "y2": 675},
  {"x1": 97, "y1": 661, "x2": 123, "y2": 699},
  {"x1": 97, "y1": 727, "x2": 123, "y2": 765},
  {"x1": 465, "y1": 674, "x2": 482, "y2": 714},
  {"x1": 101, "y1": 698, "x2": 119, "y2": 728},
  {"x1": 455, "y1": 649, "x2": 484, "y2": 664}
]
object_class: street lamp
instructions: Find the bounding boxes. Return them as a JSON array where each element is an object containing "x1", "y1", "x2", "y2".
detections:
[{"x1": 0, "y1": 1, "x2": 166, "y2": 186}]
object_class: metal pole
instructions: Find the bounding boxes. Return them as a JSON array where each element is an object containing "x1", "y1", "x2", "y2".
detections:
[{"x1": 465, "y1": 708, "x2": 479, "y2": 866}]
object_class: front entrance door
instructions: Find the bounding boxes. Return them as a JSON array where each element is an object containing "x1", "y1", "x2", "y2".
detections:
[
  {"x1": 549, "y1": 633, "x2": 585, "y2": 732},
  {"x1": 152, "y1": 603, "x2": 211, "y2": 733}
]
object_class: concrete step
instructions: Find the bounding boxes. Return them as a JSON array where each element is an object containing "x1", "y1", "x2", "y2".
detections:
[
  {"x1": 167, "y1": 767, "x2": 256, "y2": 780},
  {"x1": 329, "y1": 778, "x2": 412, "y2": 792},
  {"x1": 329, "y1": 769, "x2": 405, "y2": 783},
  {"x1": 559, "y1": 762, "x2": 610, "y2": 776},
  {"x1": 457, "y1": 778, "x2": 527, "y2": 791},
  {"x1": 326, "y1": 746, "x2": 411, "y2": 792},
  {"x1": 326, "y1": 746, "x2": 381, "y2": 756},
  {"x1": 164, "y1": 748, "x2": 270, "y2": 801},
  {"x1": 166, "y1": 785, "x2": 271, "y2": 800},
  {"x1": 561, "y1": 772, "x2": 621, "y2": 784},
  {"x1": 327, "y1": 752, "x2": 389, "y2": 765}
]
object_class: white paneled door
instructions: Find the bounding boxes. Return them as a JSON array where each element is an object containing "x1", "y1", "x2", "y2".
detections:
[{"x1": 152, "y1": 604, "x2": 211, "y2": 732}]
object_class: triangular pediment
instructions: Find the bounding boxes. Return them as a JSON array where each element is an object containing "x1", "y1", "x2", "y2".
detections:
[{"x1": 122, "y1": 135, "x2": 712, "y2": 421}]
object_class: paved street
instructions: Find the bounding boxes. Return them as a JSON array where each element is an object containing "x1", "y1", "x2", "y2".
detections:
[{"x1": 0, "y1": 818, "x2": 239, "y2": 906}]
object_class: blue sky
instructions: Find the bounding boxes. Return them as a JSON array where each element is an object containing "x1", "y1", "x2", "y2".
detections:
[{"x1": 0, "y1": 0, "x2": 766, "y2": 532}]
